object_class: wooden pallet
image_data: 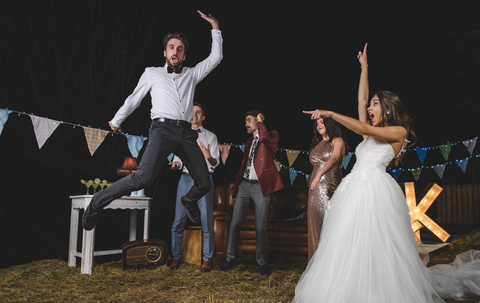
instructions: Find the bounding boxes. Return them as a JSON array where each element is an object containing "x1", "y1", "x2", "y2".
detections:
[{"x1": 436, "y1": 184, "x2": 480, "y2": 225}]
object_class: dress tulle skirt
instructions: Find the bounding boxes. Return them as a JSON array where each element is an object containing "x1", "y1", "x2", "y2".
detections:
[{"x1": 292, "y1": 168, "x2": 480, "y2": 303}]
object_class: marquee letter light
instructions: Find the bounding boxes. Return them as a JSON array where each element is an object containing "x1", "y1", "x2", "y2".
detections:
[{"x1": 400, "y1": 182, "x2": 450, "y2": 243}]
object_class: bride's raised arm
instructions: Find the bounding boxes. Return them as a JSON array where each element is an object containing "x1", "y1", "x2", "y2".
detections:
[{"x1": 357, "y1": 43, "x2": 370, "y2": 140}]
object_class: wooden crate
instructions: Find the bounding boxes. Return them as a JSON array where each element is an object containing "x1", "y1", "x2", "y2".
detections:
[
  {"x1": 181, "y1": 226, "x2": 203, "y2": 265},
  {"x1": 437, "y1": 184, "x2": 480, "y2": 225}
]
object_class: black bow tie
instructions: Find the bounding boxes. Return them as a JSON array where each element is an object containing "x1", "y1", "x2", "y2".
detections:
[{"x1": 167, "y1": 66, "x2": 182, "y2": 74}]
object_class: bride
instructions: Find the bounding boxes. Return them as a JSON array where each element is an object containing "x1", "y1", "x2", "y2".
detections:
[{"x1": 293, "y1": 44, "x2": 480, "y2": 303}]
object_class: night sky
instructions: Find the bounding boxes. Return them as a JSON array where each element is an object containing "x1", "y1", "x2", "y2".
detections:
[
  {"x1": 1, "y1": 1, "x2": 479, "y2": 151},
  {"x1": 0, "y1": 1, "x2": 479, "y2": 268}
]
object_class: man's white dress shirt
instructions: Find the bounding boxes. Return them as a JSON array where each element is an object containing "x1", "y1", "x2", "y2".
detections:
[
  {"x1": 111, "y1": 30, "x2": 223, "y2": 127},
  {"x1": 173, "y1": 125, "x2": 220, "y2": 174}
]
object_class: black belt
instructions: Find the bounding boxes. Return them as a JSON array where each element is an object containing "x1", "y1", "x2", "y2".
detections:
[
  {"x1": 242, "y1": 178, "x2": 259, "y2": 184},
  {"x1": 154, "y1": 118, "x2": 191, "y2": 128}
]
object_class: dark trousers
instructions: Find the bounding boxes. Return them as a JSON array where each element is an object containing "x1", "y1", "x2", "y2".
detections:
[
  {"x1": 91, "y1": 120, "x2": 212, "y2": 210},
  {"x1": 226, "y1": 180, "x2": 270, "y2": 265}
]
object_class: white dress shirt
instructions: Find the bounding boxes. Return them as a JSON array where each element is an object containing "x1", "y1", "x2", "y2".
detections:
[
  {"x1": 111, "y1": 30, "x2": 223, "y2": 127},
  {"x1": 246, "y1": 134, "x2": 259, "y2": 181},
  {"x1": 173, "y1": 125, "x2": 220, "y2": 174}
]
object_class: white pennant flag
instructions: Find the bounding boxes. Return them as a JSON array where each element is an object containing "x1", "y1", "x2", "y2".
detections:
[
  {"x1": 433, "y1": 164, "x2": 446, "y2": 179},
  {"x1": 29, "y1": 115, "x2": 60, "y2": 149},
  {"x1": 125, "y1": 134, "x2": 148, "y2": 158},
  {"x1": 463, "y1": 138, "x2": 477, "y2": 155}
]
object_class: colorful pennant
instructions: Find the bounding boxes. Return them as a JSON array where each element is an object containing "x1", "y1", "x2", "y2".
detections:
[
  {"x1": 439, "y1": 144, "x2": 452, "y2": 161},
  {"x1": 125, "y1": 134, "x2": 147, "y2": 158},
  {"x1": 415, "y1": 147, "x2": 428, "y2": 164},
  {"x1": 29, "y1": 116, "x2": 61, "y2": 149},
  {"x1": 289, "y1": 168, "x2": 298, "y2": 186},
  {"x1": 0, "y1": 109, "x2": 12, "y2": 136},
  {"x1": 455, "y1": 159, "x2": 468, "y2": 173},
  {"x1": 83, "y1": 127, "x2": 109, "y2": 156},
  {"x1": 391, "y1": 169, "x2": 401, "y2": 181},
  {"x1": 286, "y1": 150, "x2": 300, "y2": 167},
  {"x1": 463, "y1": 139, "x2": 477, "y2": 155},
  {"x1": 218, "y1": 144, "x2": 232, "y2": 165},
  {"x1": 433, "y1": 164, "x2": 446, "y2": 179},
  {"x1": 411, "y1": 168, "x2": 422, "y2": 181},
  {"x1": 343, "y1": 152, "x2": 354, "y2": 169}
]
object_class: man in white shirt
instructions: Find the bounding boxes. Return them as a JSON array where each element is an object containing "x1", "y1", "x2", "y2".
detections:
[
  {"x1": 83, "y1": 10, "x2": 223, "y2": 231},
  {"x1": 168, "y1": 102, "x2": 220, "y2": 273}
]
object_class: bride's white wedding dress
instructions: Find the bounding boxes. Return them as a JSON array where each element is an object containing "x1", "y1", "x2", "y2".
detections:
[{"x1": 292, "y1": 137, "x2": 480, "y2": 303}]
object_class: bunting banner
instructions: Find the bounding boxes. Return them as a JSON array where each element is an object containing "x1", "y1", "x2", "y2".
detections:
[
  {"x1": 463, "y1": 138, "x2": 477, "y2": 155},
  {"x1": 83, "y1": 127, "x2": 109, "y2": 156},
  {"x1": 286, "y1": 150, "x2": 300, "y2": 167},
  {"x1": 391, "y1": 169, "x2": 401, "y2": 181},
  {"x1": 456, "y1": 159, "x2": 468, "y2": 173},
  {"x1": 289, "y1": 168, "x2": 298, "y2": 186},
  {"x1": 125, "y1": 134, "x2": 147, "y2": 158},
  {"x1": 439, "y1": 144, "x2": 452, "y2": 161},
  {"x1": 0, "y1": 109, "x2": 12, "y2": 136},
  {"x1": 415, "y1": 148, "x2": 428, "y2": 164},
  {"x1": 274, "y1": 160, "x2": 281, "y2": 172},
  {"x1": 412, "y1": 168, "x2": 422, "y2": 181},
  {"x1": 218, "y1": 144, "x2": 232, "y2": 165},
  {"x1": 167, "y1": 153, "x2": 174, "y2": 163},
  {"x1": 343, "y1": 152, "x2": 354, "y2": 169},
  {"x1": 238, "y1": 144, "x2": 245, "y2": 153},
  {"x1": 433, "y1": 164, "x2": 446, "y2": 179},
  {"x1": 29, "y1": 116, "x2": 61, "y2": 149}
]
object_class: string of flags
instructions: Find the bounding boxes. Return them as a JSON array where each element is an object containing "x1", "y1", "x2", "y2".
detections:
[{"x1": 0, "y1": 108, "x2": 478, "y2": 185}]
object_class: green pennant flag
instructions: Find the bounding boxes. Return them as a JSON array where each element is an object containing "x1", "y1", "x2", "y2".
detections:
[{"x1": 439, "y1": 144, "x2": 452, "y2": 161}]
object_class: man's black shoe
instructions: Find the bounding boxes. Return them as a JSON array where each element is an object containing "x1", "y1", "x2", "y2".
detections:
[
  {"x1": 82, "y1": 203, "x2": 101, "y2": 231},
  {"x1": 259, "y1": 265, "x2": 270, "y2": 276},
  {"x1": 217, "y1": 260, "x2": 235, "y2": 271},
  {"x1": 179, "y1": 197, "x2": 201, "y2": 223}
]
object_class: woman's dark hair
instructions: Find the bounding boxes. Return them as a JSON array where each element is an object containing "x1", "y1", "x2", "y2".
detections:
[
  {"x1": 163, "y1": 32, "x2": 189, "y2": 53},
  {"x1": 309, "y1": 117, "x2": 348, "y2": 153},
  {"x1": 375, "y1": 90, "x2": 417, "y2": 167}
]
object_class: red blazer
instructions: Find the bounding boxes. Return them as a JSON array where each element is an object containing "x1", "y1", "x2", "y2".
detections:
[{"x1": 232, "y1": 121, "x2": 284, "y2": 197}]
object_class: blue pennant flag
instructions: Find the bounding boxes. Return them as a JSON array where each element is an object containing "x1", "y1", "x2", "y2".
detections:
[
  {"x1": 167, "y1": 153, "x2": 174, "y2": 162},
  {"x1": 239, "y1": 144, "x2": 245, "y2": 153},
  {"x1": 455, "y1": 159, "x2": 468, "y2": 173},
  {"x1": 125, "y1": 134, "x2": 148, "y2": 158},
  {"x1": 0, "y1": 109, "x2": 12, "y2": 136},
  {"x1": 415, "y1": 147, "x2": 429, "y2": 164},
  {"x1": 342, "y1": 152, "x2": 354, "y2": 169},
  {"x1": 289, "y1": 168, "x2": 298, "y2": 186},
  {"x1": 391, "y1": 169, "x2": 401, "y2": 181}
]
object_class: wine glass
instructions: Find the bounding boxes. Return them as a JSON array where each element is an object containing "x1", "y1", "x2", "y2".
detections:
[
  {"x1": 92, "y1": 178, "x2": 101, "y2": 193},
  {"x1": 99, "y1": 180, "x2": 108, "y2": 191}
]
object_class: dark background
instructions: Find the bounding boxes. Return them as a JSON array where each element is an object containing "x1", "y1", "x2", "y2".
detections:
[{"x1": 0, "y1": 1, "x2": 479, "y2": 269}]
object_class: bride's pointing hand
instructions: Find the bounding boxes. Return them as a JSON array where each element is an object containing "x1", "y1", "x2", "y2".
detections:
[{"x1": 303, "y1": 110, "x2": 332, "y2": 120}]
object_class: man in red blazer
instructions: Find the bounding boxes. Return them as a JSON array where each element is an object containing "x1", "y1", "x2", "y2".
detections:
[{"x1": 217, "y1": 110, "x2": 283, "y2": 276}]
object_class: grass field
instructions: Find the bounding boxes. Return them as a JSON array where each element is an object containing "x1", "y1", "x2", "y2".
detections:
[{"x1": 1, "y1": 229, "x2": 480, "y2": 302}]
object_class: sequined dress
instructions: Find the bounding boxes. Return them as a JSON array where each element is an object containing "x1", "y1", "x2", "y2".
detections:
[
  {"x1": 308, "y1": 140, "x2": 343, "y2": 261},
  {"x1": 293, "y1": 137, "x2": 480, "y2": 303}
]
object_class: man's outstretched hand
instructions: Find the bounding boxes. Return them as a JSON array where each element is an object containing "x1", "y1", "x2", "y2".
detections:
[{"x1": 198, "y1": 10, "x2": 219, "y2": 29}]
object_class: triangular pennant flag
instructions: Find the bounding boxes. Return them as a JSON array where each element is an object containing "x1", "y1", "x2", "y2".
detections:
[
  {"x1": 289, "y1": 168, "x2": 298, "y2": 186},
  {"x1": 391, "y1": 169, "x2": 401, "y2": 181},
  {"x1": 286, "y1": 150, "x2": 300, "y2": 167},
  {"x1": 218, "y1": 144, "x2": 232, "y2": 165},
  {"x1": 273, "y1": 160, "x2": 281, "y2": 172},
  {"x1": 415, "y1": 148, "x2": 429, "y2": 164},
  {"x1": 167, "y1": 153, "x2": 174, "y2": 162},
  {"x1": 0, "y1": 109, "x2": 12, "y2": 136},
  {"x1": 455, "y1": 159, "x2": 468, "y2": 173},
  {"x1": 343, "y1": 152, "x2": 354, "y2": 169},
  {"x1": 439, "y1": 144, "x2": 452, "y2": 161},
  {"x1": 239, "y1": 144, "x2": 245, "y2": 153},
  {"x1": 29, "y1": 115, "x2": 61, "y2": 149},
  {"x1": 125, "y1": 134, "x2": 147, "y2": 158},
  {"x1": 433, "y1": 164, "x2": 446, "y2": 179},
  {"x1": 411, "y1": 168, "x2": 422, "y2": 181},
  {"x1": 463, "y1": 138, "x2": 477, "y2": 155},
  {"x1": 83, "y1": 127, "x2": 109, "y2": 156}
]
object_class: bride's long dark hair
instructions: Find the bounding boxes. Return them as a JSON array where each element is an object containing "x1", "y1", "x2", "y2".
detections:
[
  {"x1": 309, "y1": 118, "x2": 348, "y2": 153},
  {"x1": 375, "y1": 90, "x2": 417, "y2": 167}
]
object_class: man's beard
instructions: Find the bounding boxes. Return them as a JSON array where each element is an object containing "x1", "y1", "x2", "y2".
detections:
[{"x1": 167, "y1": 56, "x2": 182, "y2": 68}]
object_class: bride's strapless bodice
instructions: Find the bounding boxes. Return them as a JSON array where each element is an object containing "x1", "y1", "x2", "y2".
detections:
[{"x1": 353, "y1": 137, "x2": 395, "y2": 171}]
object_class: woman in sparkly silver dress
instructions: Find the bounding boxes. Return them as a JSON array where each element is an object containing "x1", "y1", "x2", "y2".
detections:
[{"x1": 307, "y1": 118, "x2": 346, "y2": 261}]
